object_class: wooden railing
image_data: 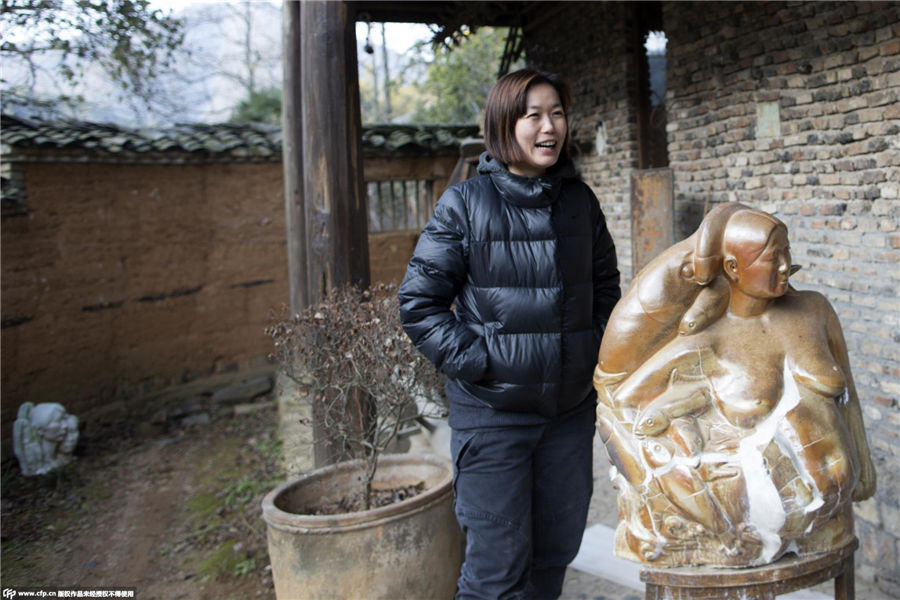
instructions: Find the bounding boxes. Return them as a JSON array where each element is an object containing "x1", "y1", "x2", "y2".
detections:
[{"x1": 366, "y1": 179, "x2": 435, "y2": 233}]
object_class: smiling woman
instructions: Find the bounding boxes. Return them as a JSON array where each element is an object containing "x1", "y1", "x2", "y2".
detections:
[
  {"x1": 508, "y1": 83, "x2": 568, "y2": 177},
  {"x1": 482, "y1": 70, "x2": 572, "y2": 178},
  {"x1": 399, "y1": 69, "x2": 621, "y2": 598}
]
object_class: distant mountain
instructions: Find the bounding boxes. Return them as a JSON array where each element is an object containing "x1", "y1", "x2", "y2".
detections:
[
  {"x1": 2, "y1": 2, "x2": 282, "y2": 127},
  {"x1": 2, "y1": 3, "x2": 434, "y2": 127}
]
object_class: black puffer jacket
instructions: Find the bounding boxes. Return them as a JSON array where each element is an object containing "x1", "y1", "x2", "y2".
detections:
[{"x1": 399, "y1": 153, "x2": 620, "y2": 426}]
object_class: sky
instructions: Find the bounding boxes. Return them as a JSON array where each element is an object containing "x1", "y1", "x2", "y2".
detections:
[
  {"x1": 2, "y1": 0, "x2": 433, "y2": 125},
  {"x1": 355, "y1": 21, "x2": 434, "y2": 54},
  {"x1": 101, "y1": 1, "x2": 432, "y2": 124},
  {"x1": 8, "y1": 1, "x2": 660, "y2": 125},
  {"x1": 150, "y1": 0, "x2": 433, "y2": 54}
]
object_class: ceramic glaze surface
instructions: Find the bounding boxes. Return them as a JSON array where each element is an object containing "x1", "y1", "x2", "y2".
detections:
[{"x1": 594, "y1": 202, "x2": 876, "y2": 567}]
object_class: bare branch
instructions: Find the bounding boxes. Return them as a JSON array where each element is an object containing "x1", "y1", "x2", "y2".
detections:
[{"x1": 267, "y1": 283, "x2": 447, "y2": 509}]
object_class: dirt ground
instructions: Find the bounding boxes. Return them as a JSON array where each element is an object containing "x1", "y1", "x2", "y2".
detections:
[
  {"x1": 1, "y1": 397, "x2": 281, "y2": 600},
  {"x1": 4, "y1": 389, "x2": 891, "y2": 600}
]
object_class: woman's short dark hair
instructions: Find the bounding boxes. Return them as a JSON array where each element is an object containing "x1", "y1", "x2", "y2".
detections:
[{"x1": 483, "y1": 69, "x2": 572, "y2": 168}]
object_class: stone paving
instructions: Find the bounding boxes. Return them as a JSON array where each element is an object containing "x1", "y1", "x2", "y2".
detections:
[
  {"x1": 279, "y1": 392, "x2": 893, "y2": 599},
  {"x1": 560, "y1": 571, "x2": 641, "y2": 600},
  {"x1": 560, "y1": 435, "x2": 640, "y2": 600},
  {"x1": 560, "y1": 559, "x2": 895, "y2": 600}
]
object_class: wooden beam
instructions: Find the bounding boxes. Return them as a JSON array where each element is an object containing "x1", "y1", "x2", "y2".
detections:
[
  {"x1": 348, "y1": 1, "x2": 542, "y2": 27},
  {"x1": 348, "y1": 1, "x2": 467, "y2": 25},
  {"x1": 632, "y1": 1, "x2": 650, "y2": 171},
  {"x1": 363, "y1": 156, "x2": 456, "y2": 181}
]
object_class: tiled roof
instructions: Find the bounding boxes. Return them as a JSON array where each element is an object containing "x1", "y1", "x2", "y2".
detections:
[
  {"x1": 361, "y1": 123, "x2": 480, "y2": 157},
  {"x1": 0, "y1": 114, "x2": 479, "y2": 163}
]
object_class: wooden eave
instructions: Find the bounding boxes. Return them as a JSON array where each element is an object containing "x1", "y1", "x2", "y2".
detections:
[
  {"x1": 346, "y1": 0, "x2": 576, "y2": 51},
  {"x1": 346, "y1": 1, "x2": 542, "y2": 26}
]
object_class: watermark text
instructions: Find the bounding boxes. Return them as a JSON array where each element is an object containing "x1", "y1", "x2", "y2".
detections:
[{"x1": 2, "y1": 589, "x2": 135, "y2": 598}]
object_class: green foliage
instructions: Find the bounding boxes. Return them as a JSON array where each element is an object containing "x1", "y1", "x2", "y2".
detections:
[
  {"x1": 358, "y1": 26, "x2": 519, "y2": 126},
  {"x1": 412, "y1": 27, "x2": 519, "y2": 125},
  {"x1": 358, "y1": 32, "x2": 431, "y2": 124},
  {"x1": 1, "y1": 0, "x2": 185, "y2": 103},
  {"x1": 198, "y1": 539, "x2": 245, "y2": 580},
  {"x1": 221, "y1": 476, "x2": 271, "y2": 508},
  {"x1": 230, "y1": 87, "x2": 281, "y2": 125},
  {"x1": 232, "y1": 556, "x2": 257, "y2": 577}
]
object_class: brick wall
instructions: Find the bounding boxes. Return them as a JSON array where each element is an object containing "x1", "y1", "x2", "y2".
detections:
[
  {"x1": 526, "y1": 0, "x2": 899, "y2": 593},
  {"x1": 664, "y1": 2, "x2": 899, "y2": 592},
  {"x1": 527, "y1": 1, "x2": 639, "y2": 282}
]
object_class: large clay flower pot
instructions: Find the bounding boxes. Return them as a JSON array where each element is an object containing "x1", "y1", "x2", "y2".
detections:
[{"x1": 261, "y1": 453, "x2": 463, "y2": 599}]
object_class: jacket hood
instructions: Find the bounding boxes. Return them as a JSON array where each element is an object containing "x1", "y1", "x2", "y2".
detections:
[{"x1": 477, "y1": 152, "x2": 577, "y2": 208}]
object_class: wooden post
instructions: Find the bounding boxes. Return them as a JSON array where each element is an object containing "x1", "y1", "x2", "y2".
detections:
[
  {"x1": 288, "y1": 0, "x2": 370, "y2": 468},
  {"x1": 632, "y1": 2, "x2": 650, "y2": 171},
  {"x1": 284, "y1": 0, "x2": 370, "y2": 314},
  {"x1": 282, "y1": 0, "x2": 306, "y2": 315},
  {"x1": 300, "y1": 0, "x2": 370, "y2": 306},
  {"x1": 630, "y1": 167, "x2": 673, "y2": 276}
]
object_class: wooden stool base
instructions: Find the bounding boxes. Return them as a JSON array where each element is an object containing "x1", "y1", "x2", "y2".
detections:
[{"x1": 641, "y1": 537, "x2": 857, "y2": 600}]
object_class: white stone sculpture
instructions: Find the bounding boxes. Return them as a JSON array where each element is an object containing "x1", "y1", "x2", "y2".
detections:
[{"x1": 13, "y1": 402, "x2": 79, "y2": 476}]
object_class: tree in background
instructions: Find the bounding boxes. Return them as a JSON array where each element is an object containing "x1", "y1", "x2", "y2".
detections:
[
  {"x1": 1, "y1": 0, "x2": 281, "y2": 125},
  {"x1": 357, "y1": 25, "x2": 514, "y2": 126},
  {"x1": 188, "y1": 0, "x2": 281, "y2": 123},
  {"x1": 412, "y1": 27, "x2": 515, "y2": 125},
  {"x1": 230, "y1": 86, "x2": 280, "y2": 125},
  {"x1": 1, "y1": 5, "x2": 511, "y2": 128},
  {"x1": 358, "y1": 21, "x2": 429, "y2": 124},
  {"x1": 1, "y1": 0, "x2": 184, "y2": 116}
]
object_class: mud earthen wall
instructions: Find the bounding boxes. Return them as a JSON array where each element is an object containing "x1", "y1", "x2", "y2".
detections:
[{"x1": 1, "y1": 159, "x2": 428, "y2": 435}]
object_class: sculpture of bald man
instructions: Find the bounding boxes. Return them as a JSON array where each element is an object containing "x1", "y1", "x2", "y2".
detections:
[{"x1": 594, "y1": 202, "x2": 875, "y2": 567}]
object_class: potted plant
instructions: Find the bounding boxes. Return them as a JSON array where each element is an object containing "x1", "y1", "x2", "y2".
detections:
[{"x1": 262, "y1": 283, "x2": 463, "y2": 599}]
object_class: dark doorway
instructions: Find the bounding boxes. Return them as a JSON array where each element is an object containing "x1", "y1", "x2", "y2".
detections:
[{"x1": 634, "y1": 2, "x2": 668, "y2": 169}]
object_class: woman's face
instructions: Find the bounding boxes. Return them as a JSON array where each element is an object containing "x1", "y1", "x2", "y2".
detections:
[
  {"x1": 508, "y1": 83, "x2": 567, "y2": 177},
  {"x1": 731, "y1": 226, "x2": 791, "y2": 299}
]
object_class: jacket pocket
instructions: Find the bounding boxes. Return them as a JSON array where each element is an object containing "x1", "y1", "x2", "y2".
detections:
[
  {"x1": 450, "y1": 430, "x2": 480, "y2": 497},
  {"x1": 481, "y1": 322, "x2": 502, "y2": 381}
]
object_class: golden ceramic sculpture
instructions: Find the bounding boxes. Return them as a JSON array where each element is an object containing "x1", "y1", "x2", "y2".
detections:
[{"x1": 594, "y1": 202, "x2": 876, "y2": 568}]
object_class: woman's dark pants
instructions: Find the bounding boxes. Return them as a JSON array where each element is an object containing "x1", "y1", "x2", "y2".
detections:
[{"x1": 450, "y1": 407, "x2": 595, "y2": 600}]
